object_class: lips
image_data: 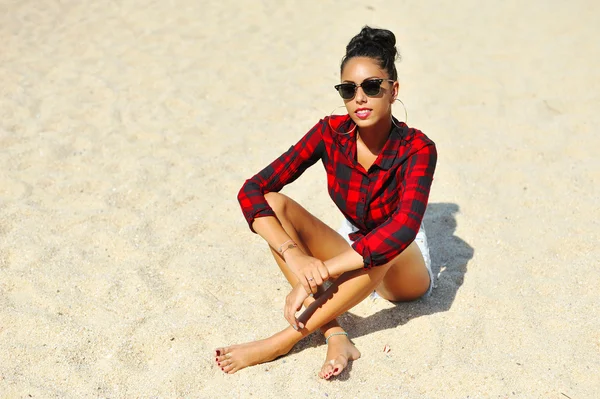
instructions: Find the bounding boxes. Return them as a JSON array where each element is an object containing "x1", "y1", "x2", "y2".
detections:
[{"x1": 355, "y1": 108, "x2": 372, "y2": 120}]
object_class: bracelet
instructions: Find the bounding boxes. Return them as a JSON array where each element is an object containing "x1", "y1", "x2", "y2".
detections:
[
  {"x1": 280, "y1": 243, "x2": 298, "y2": 258},
  {"x1": 325, "y1": 331, "x2": 348, "y2": 344},
  {"x1": 277, "y1": 239, "x2": 294, "y2": 255}
]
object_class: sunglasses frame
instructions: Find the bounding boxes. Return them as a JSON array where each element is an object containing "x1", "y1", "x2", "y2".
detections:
[{"x1": 334, "y1": 78, "x2": 396, "y2": 100}]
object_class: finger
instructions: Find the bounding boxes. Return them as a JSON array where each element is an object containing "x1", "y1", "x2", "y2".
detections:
[
  {"x1": 296, "y1": 312, "x2": 305, "y2": 329},
  {"x1": 312, "y1": 272, "x2": 324, "y2": 286},
  {"x1": 296, "y1": 310, "x2": 306, "y2": 329},
  {"x1": 284, "y1": 298, "x2": 290, "y2": 325},
  {"x1": 319, "y1": 263, "x2": 330, "y2": 281},
  {"x1": 284, "y1": 300, "x2": 298, "y2": 330},
  {"x1": 296, "y1": 314, "x2": 304, "y2": 329},
  {"x1": 294, "y1": 294, "x2": 305, "y2": 312},
  {"x1": 284, "y1": 306, "x2": 294, "y2": 329},
  {"x1": 306, "y1": 275, "x2": 318, "y2": 294},
  {"x1": 300, "y1": 279, "x2": 312, "y2": 295},
  {"x1": 294, "y1": 290, "x2": 309, "y2": 329}
]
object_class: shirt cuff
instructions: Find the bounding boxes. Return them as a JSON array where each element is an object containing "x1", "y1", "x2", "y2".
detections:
[
  {"x1": 244, "y1": 208, "x2": 276, "y2": 233},
  {"x1": 351, "y1": 238, "x2": 373, "y2": 269}
]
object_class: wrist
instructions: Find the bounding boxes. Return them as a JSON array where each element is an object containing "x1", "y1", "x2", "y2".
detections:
[
  {"x1": 323, "y1": 258, "x2": 345, "y2": 279},
  {"x1": 278, "y1": 240, "x2": 298, "y2": 258},
  {"x1": 282, "y1": 246, "x2": 303, "y2": 262},
  {"x1": 324, "y1": 263, "x2": 333, "y2": 280}
]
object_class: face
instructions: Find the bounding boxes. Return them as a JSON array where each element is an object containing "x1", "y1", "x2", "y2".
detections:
[{"x1": 339, "y1": 56, "x2": 399, "y2": 131}]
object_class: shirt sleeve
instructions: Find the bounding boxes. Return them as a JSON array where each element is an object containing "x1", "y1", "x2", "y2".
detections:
[
  {"x1": 237, "y1": 120, "x2": 326, "y2": 232},
  {"x1": 351, "y1": 142, "x2": 437, "y2": 268}
]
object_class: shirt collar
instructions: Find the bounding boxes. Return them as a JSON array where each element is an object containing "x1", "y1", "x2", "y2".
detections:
[
  {"x1": 375, "y1": 119, "x2": 405, "y2": 170},
  {"x1": 331, "y1": 116, "x2": 406, "y2": 171},
  {"x1": 330, "y1": 115, "x2": 358, "y2": 167}
]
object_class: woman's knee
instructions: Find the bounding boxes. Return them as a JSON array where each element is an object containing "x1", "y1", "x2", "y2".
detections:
[
  {"x1": 376, "y1": 243, "x2": 430, "y2": 301},
  {"x1": 264, "y1": 192, "x2": 289, "y2": 215}
]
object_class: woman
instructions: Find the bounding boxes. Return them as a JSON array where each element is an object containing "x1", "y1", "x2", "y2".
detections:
[{"x1": 214, "y1": 26, "x2": 437, "y2": 380}]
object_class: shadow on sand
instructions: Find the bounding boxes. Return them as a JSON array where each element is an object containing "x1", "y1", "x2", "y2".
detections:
[{"x1": 291, "y1": 202, "x2": 474, "y2": 365}]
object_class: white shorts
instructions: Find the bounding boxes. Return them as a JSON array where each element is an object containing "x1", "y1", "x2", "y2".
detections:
[{"x1": 337, "y1": 218, "x2": 434, "y2": 297}]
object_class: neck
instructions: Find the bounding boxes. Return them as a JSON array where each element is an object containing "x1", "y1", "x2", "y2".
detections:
[{"x1": 357, "y1": 116, "x2": 392, "y2": 154}]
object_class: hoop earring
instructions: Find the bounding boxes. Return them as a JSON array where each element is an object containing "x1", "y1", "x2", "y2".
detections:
[
  {"x1": 392, "y1": 98, "x2": 408, "y2": 129},
  {"x1": 329, "y1": 105, "x2": 357, "y2": 135}
]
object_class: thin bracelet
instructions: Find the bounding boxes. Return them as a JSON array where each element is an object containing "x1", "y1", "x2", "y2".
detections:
[
  {"x1": 277, "y1": 239, "x2": 295, "y2": 255},
  {"x1": 325, "y1": 331, "x2": 348, "y2": 344},
  {"x1": 280, "y1": 243, "x2": 298, "y2": 258}
]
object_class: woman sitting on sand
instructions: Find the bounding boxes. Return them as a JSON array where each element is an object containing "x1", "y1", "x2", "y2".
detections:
[{"x1": 215, "y1": 26, "x2": 437, "y2": 380}]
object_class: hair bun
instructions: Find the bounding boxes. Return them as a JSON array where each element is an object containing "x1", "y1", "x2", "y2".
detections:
[
  {"x1": 341, "y1": 25, "x2": 400, "y2": 80},
  {"x1": 346, "y1": 26, "x2": 398, "y2": 61}
]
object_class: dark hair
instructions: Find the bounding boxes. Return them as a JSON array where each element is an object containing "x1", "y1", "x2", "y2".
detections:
[{"x1": 340, "y1": 26, "x2": 400, "y2": 80}]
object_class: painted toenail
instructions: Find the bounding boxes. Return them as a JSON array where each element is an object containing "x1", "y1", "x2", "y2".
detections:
[
  {"x1": 334, "y1": 368, "x2": 339, "y2": 373},
  {"x1": 218, "y1": 362, "x2": 221, "y2": 366},
  {"x1": 216, "y1": 350, "x2": 221, "y2": 356}
]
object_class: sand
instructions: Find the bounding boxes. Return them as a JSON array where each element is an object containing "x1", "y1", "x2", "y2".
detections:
[{"x1": 1, "y1": 0, "x2": 599, "y2": 398}]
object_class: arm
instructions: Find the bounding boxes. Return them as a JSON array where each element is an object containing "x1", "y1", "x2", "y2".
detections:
[
  {"x1": 253, "y1": 216, "x2": 330, "y2": 292},
  {"x1": 323, "y1": 248, "x2": 364, "y2": 276},
  {"x1": 284, "y1": 142, "x2": 437, "y2": 283},
  {"x1": 238, "y1": 120, "x2": 325, "y2": 231},
  {"x1": 237, "y1": 120, "x2": 329, "y2": 293}
]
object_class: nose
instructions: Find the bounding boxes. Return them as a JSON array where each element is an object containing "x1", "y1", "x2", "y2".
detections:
[{"x1": 354, "y1": 86, "x2": 368, "y2": 103}]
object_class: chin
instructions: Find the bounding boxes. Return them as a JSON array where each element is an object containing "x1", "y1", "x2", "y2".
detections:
[{"x1": 354, "y1": 118, "x2": 381, "y2": 130}]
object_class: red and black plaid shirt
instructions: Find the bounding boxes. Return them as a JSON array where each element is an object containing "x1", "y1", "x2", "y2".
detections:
[{"x1": 238, "y1": 115, "x2": 437, "y2": 269}]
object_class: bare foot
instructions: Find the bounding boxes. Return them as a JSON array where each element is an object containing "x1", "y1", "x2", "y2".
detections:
[
  {"x1": 214, "y1": 331, "x2": 294, "y2": 374},
  {"x1": 318, "y1": 333, "x2": 361, "y2": 380}
]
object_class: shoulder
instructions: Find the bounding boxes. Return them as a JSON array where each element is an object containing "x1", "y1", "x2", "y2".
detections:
[
  {"x1": 318, "y1": 114, "x2": 353, "y2": 136},
  {"x1": 325, "y1": 114, "x2": 352, "y2": 127},
  {"x1": 388, "y1": 122, "x2": 437, "y2": 173},
  {"x1": 400, "y1": 123, "x2": 434, "y2": 146},
  {"x1": 303, "y1": 115, "x2": 355, "y2": 145}
]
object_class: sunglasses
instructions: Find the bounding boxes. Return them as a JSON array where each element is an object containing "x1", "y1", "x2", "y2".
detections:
[{"x1": 334, "y1": 78, "x2": 395, "y2": 100}]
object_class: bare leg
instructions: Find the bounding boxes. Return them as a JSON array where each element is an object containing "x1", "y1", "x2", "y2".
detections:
[
  {"x1": 268, "y1": 244, "x2": 361, "y2": 380},
  {"x1": 215, "y1": 193, "x2": 430, "y2": 377},
  {"x1": 264, "y1": 193, "x2": 364, "y2": 379},
  {"x1": 215, "y1": 258, "x2": 392, "y2": 374},
  {"x1": 376, "y1": 240, "x2": 431, "y2": 302}
]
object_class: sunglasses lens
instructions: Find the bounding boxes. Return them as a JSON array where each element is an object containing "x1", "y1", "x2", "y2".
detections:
[
  {"x1": 337, "y1": 84, "x2": 356, "y2": 99},
  {"x1": 362, "y1": 80, "x2": 382, "y2": 96},
  {"x1": 335, "y1": 79, "x2": 387, "y2": 99}
]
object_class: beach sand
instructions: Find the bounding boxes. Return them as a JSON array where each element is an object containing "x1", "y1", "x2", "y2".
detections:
[{"x1": 1, "y1": 0, "x2": 599, "y2": 397}]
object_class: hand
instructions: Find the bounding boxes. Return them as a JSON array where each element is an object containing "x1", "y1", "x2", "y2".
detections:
[
  {"x1": 284, "y1": 283, "x2": 309, "y2": 330},
  {"x1": 284, "y1": 250, "x2": 330, "y2": 295}
]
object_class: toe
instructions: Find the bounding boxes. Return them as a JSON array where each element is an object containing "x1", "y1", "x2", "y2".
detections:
[
  {"x1": 318, "y1": 367, "x2": 326, "y2": 379},
  {"x1": 320, "y1": 360, "x2": 334, "y2": 379},
  {"x1": 215, "y1": 347, "x2": 229, "y2": 358},
  {"x1": 331, "y1": 355, "x2": 348, "y2": 376},
  {"x1": 319, "y1": 359, "x2": 334, "y2": 380},
  {"x1": 215, "y1": 348, "x2": 232, "y2": 363},
  {"x1": 222, "y1": 363, "x2": 236, "y2": 373}
]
